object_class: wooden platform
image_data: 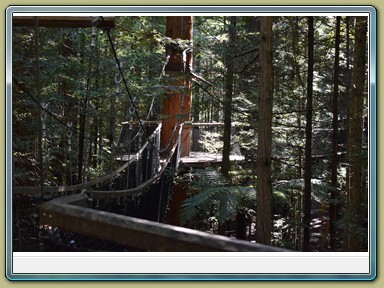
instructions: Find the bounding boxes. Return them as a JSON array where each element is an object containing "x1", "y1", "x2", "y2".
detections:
[{"x1": 180, "y1": 151, "x2": 244, "y2": 166}]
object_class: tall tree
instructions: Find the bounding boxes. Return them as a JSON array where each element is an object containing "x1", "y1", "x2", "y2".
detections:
[
  {"x1": 161, "y1": 16, "x2": 193, "y2": 156},
  {"x1": 343, "y1": 16, "x2": 352, "y2": 251},
  {"x1": 77, "y1": 27, "x2": 96, "y2": 184},
  {"x1": 303, "y1": 16, "x2": 314, "y2": 252},
  {"x1": 329, "y1": 16, "x2": 341, "y2": 250},
  {"x1": 221, "y1": 16, "x2": 236, "y2": 178},
  {"x1": 346, "y1": 16, "x2": 367, "y2": 251},
  {"x1": 34, "y1": 18, "x2": 44, "y2": 196},
  {"x1": 292, "y1": 17, "x2": 304, "y2": 251},
  {"x1": 256, "y1": 16, "x2": 273, "y2": 245}
]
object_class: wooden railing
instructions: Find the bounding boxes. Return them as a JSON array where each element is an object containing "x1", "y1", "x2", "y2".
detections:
[{"x1": 40, "y1": 193, "x2": 289, "y2": 252}]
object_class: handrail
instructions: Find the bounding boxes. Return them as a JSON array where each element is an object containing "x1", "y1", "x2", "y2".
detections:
[
  {"x1": 37, "y1": 122, "x2": 290, "y2": 252},
  {"x1": 89, "y1": 124, "x2": 182, "y2": 199},
  {"x1": 40, "y1": 192, "x2": 289, "y2": 252},
  {"x1": 89, "y1": 140, "x2": 177, "y2": 199},
  {"x1": 13, "y1": 123, "x2": 162, "y2": 195}
]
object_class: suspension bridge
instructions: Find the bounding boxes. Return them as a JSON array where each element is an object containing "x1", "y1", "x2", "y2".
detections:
[
  {"x1": 13, "y1": 120, "x2": 287, "y2": 252},
  {"x1": 12, "y1": 16, "x2": 287, "y2": 252}
]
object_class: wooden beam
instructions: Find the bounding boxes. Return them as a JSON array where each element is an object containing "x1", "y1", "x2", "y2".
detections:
[
  {"x1": 13, "y1": 16, "x2": 115, "y2": 28},
  {"x1": 40, "y1": 194, "x2": 289, "y2": 252},
  {"x1": 190, "y1": 122, "x2": 224, "y2": 127}
]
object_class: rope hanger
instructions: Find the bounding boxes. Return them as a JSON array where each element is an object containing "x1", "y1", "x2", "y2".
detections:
[{"x1": 99, "y1": 17, "x2": 189, "y2": 154}]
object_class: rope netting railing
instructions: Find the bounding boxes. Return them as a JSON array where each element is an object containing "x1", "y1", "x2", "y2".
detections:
[
  {"x1": 83, "y1": 124, "x2": 182, "y2": 222},
  {"x1": 36, "y1": 124, "x2": 289, "y2": 252},
  {"x1": 12, "y1": 123, "x2": 163, "y2": 196},
  {"x1": 35, "y1": 128, "x2": 182, "y2": 252},
  {"x1": 13, "y1": 123, "x2": 183, "y2": 251}
]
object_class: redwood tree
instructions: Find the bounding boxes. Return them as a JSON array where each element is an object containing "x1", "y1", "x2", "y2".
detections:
[
  {"x1": 329, "y1": 16, "x2": 341, "y2": 250},
  {"x1": 221, "y1": 16, "x2": 236, "y2": 178},
  {"x1": 161, "y1": 16, "x2": 193, "y2": 156},
  {"x1": 256, "y1": 16, "x2": 273, "y2": 245},
  {"x1": 346, "y1": 16, "x2": 367, "y2": 251}
]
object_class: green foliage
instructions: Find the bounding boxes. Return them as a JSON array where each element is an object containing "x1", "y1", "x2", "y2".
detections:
[
  {"x1": 179, "y1": 168, "x2": 256, "y2": 227},
  {"x1": 198, "y1": 131, "x2": 222, "y2": 153},
  {"x1": 12, "y1": 17, "x2": 170, "y2": 186}
]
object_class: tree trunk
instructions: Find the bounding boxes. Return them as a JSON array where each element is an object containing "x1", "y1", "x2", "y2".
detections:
[
  {"x1": 34, "y1": 17, "x2": 44, "y2": 197},
  {"x1": 347, "y1": 16, "x2": 367, "y2": 252},
  {"x1": 77, "y1": 32, "x2": 90, "y2": 184},
  {"x1": 329, "y1": 16, "x2": 341, "y2": 250},
  {"x1": 256, "y1": 16, "x2": 273, "y2": 245},
  {"x1": 221, "y1": 16, "x2": 236, "y2": 178},
  {"x1": 343, "y1": 16, "x2": 352, "y2": 252},
  {"x1": 292, "y1": 16, "x2": 304, "y2": 251},
  {"x1": 77, "y1": 111, "x2": 86, "y2": 183},
  {"x1": 303, "y1": 16, "x2": 314, "y2": 252},
  {"x1": 161, "y1": 16, "x2": 193, "y2": 156},
  {"x1": 236, "y1": 211, "x2": 247, "y2": 240},
  {"x1": 165, "y1": 183, "x2": 187, "y2": 226}
]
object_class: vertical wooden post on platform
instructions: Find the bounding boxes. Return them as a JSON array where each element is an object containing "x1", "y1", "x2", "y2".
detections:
[{"x1": 161, "y1": 16, "x2": 193, "y2": 157}]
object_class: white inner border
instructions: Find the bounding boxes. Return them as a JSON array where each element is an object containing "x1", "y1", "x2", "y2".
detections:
[{"x1": 13, "y1": 252, "x2": 369, "y2": 274}]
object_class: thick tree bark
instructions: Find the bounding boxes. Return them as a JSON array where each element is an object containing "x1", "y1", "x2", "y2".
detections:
[
  {"x1": 303, "y1": 16, "x2": 314, "y2": 252},
  {"x1": 329, "y1": 16, "x2": 341, "y2": 250},
  {"x1": 347, "y1": 16, "x2": 367, "y2": 252},
  {"x1": 256, "y1": 16, "x2": 273, "y2": 245},
  {"x1": 161, "y1": 16, "x2": 193, "y2": 156},
  {"x1": 221, "y1": 16, "x2": 236, "y2": 178}
]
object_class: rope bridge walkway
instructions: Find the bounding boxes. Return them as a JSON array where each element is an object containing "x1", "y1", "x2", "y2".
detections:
[
  {"x1": 13, "y1": 123, "x2": 184, "y2": 250},
  {"x1": 12, "y1": 17, "x2": 286, "y2": 252},
  {"x1": 13, "y1": 121, "x2": 289, "y2": 252},
  {"x1": 12, "y1": 122, "x2": 287, "y2": 252}
]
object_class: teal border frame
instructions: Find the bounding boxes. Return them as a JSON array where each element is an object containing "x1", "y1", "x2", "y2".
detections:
[{"x1": 5, "y1": 5, "x2": 377, "y2": 281}]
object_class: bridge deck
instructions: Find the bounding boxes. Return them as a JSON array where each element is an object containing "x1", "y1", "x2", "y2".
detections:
[{"x1": 180, "y1": 151, "x2": 244, "y2": 166}]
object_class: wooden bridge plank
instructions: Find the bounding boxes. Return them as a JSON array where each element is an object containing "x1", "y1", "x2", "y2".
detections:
[{"x1": 180, "y1": 151, "x2": 244, "y2": 166}]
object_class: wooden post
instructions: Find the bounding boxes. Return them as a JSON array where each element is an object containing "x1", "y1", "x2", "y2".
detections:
[{"x1": 161, "y1": 16, "x2": 193, "y2": 157}]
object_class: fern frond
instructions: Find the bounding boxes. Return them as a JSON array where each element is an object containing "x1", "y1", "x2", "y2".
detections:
[{"x1": 179, "y1": 186, "x2": 224, "y2": 225}]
